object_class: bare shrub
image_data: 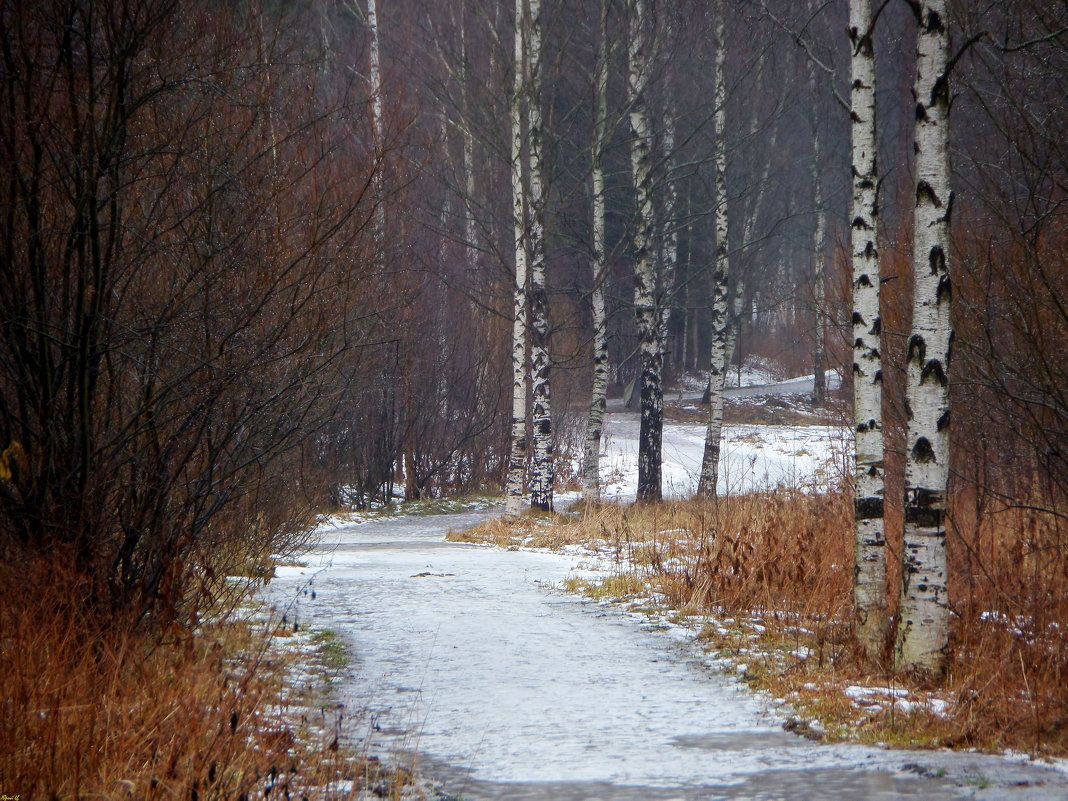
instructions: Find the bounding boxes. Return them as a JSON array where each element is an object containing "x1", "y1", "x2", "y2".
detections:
[{"x1": 0, "y1": 0, "x2": 382, "y2": 619}]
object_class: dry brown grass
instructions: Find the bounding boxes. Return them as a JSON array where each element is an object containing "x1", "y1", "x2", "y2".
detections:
[
  {"x1": 943, "y1": 494, "x2": 1068, "y2": 756},
  {"x1": 447, "y1": 512, "x2": 581, "y2": 550},
  {"x1": 461, "y1": 490, "x2": 1068, "y2": 757},
  {"x1": 0, "y1": 551, "x2": 416, "y2": 798}
]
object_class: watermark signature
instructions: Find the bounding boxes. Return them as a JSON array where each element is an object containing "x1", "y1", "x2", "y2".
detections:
[{"x1": 1, "y1": 794, "x2": 21, "y2": 800}]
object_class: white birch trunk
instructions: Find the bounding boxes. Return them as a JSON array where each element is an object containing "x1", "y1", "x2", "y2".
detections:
[
  {"x1": 460, "y1": 5, "x2": 478, "y2": 263},
  {"x1": 526, "y1": 0, "x2": 553, "y2": 511},
  {"x1": 809, "y1": 69, "x2": 827, "y2": 405},
  {"x1": 439, "y1": 113, "x2": 452, "y2": 230},
  {"x1": 504, "y1": 0, "x2": 529, "y2": 519},
  {"x1": 582, "y1": 0, "x2": 610, "y2": 504},
  {"x1": 463, "y1": 127, "x2": 477, "y2": 257},
  {"x1": 656, "y1": 12, "x2": 679, "y2": 361},
  {"x1": 896, "y1": 0, "x2": 952, "y2": 675},
  {"x1": 698, "y1": 2, "x2": 730, "y2": 498},
  {"x1": 690, "y1": 293, "x2": 699, "y2": 371},
  {"x1": 628, "y1": 0, "x2": 663, "y2": 503},
  {"x1": 681, "y1": 254, "x2": 690, "y2": 371},
  {"x1": 657, "y1": 90, "x2": 679, "y2": 357},
  {"x1": 367, "y1": 0, "x2": 386, "y2": 258},
  {"x1": 849, "y1": 0, "x2": 888, "y2": 662},
  {"x1": 681, "y1": 191, "x2": 695, "y2": 373}
]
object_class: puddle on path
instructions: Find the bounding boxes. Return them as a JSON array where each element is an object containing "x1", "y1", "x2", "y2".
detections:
[{"x1": 264, "y1": 510, "x2": 1068, "y2": 800}]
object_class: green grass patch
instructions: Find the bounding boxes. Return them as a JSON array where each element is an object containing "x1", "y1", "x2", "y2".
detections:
[
  {"x1": 562, "y1": 572, "x2": 647, "y2": 602},
  {"x1": 310, "y1": 628, "x2": 348, "y2": 674},
  {"x1": 334, "y1": 494, "x2": 500, "y2": 523}
]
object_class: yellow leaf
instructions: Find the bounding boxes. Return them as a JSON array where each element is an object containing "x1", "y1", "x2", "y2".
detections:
[{"x1": 0, "y1": 441, "x2": 26, "y2": 482}]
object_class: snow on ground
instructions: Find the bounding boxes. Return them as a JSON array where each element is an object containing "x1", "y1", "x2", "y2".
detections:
[
  {"x1": 264, "y1": 510, "x2": 1068, "y2": 800},
  {"x1": 677, "y1": 357, "x2": 783, "y2": 392},
  {"x1": 257, "y1": 373, "x2": 1068, "y2": 799},
  {"x1": 677, "y1": 361, "x2": 843, "y2": 393},
  {"x1": 597, "y1": 413, "x2": 849, "y2": 502},
  {"x1": 269, "y1": 516, "x2": 938, "y2": 797},
  {"x1": 568, "y1": 367, "x2": 851, "y2": 504}
]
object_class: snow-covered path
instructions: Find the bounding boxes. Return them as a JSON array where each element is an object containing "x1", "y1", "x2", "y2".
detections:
[{"x1": 266, "y1": 510, "x2": 1068, "y2": 800}]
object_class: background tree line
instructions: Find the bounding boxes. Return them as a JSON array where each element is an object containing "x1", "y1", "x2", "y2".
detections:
[{"x1": 0, "y1": 0, "x2": 513, "y2": 621}]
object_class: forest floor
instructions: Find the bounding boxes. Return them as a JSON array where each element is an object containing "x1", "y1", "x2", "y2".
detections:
[
  {"x1": 0, "y1": 531, "x2": 465, "y2": 799},
  {"x1": 7, "y1": 368, "x2": 1062, "y2": 798},
  {"x1": 273, "y1": 503, "x2": 1068, "y2": 800},
  {"x1": 249, "y1": 365, "x2": 1066, "y2": 795},
  {"x1": 581, "y1": 370, "x2": 849, "y2": 504},
  {"x1": 452, "y1": 368, "x2": 1068, "y2": 768}
]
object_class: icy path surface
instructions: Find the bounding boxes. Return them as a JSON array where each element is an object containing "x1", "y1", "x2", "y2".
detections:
[{"x1": 265, "y1": 511, "x2": 1068, "y2": 800}]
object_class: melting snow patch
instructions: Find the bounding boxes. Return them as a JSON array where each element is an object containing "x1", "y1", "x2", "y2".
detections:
[
  {"x1": 890, "y1": 697, "x2": 951, "y2": 718},
  {"x1": 894, "y1": 699, "x2": 919, "y2": 714},
  {"x1": 845, "y1": 685, "x2": 910, "y2": 700},
  {"x1": 928, "y1": 698, "x2": 951, "y2": 717},
  {"x1": 844, "y1": 685, "x2": 950, "y2": 718}
]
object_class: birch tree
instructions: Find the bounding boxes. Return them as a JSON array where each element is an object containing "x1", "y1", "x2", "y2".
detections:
[
  {"x1": 657, "y1": 83, "x2": 680, "y2": 362},
  {"x1": 526, "y1": 0, "x2": 554, "y2": 511},
  {"x1": 809, "y1": 63, "x2": 827, "y2": 405},
  {"x1": 767, "y1": 0, "x2": 891, "y2": 660},
  {"x1": 697, "y1": 0, "x2": 730, "y2": 499},
  {"x1": 582, "y1": 0, "x2": 611, "y2": 503},
  {"x1": 896, "y1": 0, "x2": 953, "y2": 675},
  {"x1": 458, "y1": 2, "x2": 479, "y2": 267},
  {"x1": 628, "y1": 0, "x2": 665, "y2": 503},
  {"x1": 764, "y1": 0, "x2": 891, "y2": 657},
  {"x1": 504, "y1": 0, "x2": 530, "y2": 518},
  {"x1": 849, "y1": 0, "x2": 888, "y2": 662},
  {"x1": 367, "y1": 0, "x2": 386, "y2": 256}
]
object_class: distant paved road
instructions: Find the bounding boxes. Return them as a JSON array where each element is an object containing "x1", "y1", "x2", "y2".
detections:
[
  {"x1": 725, "y1": 377, "x2": 813, "y2": 398},
  {"x1": 612, "y1": 377, "x2": 817, "y2": 412}
]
